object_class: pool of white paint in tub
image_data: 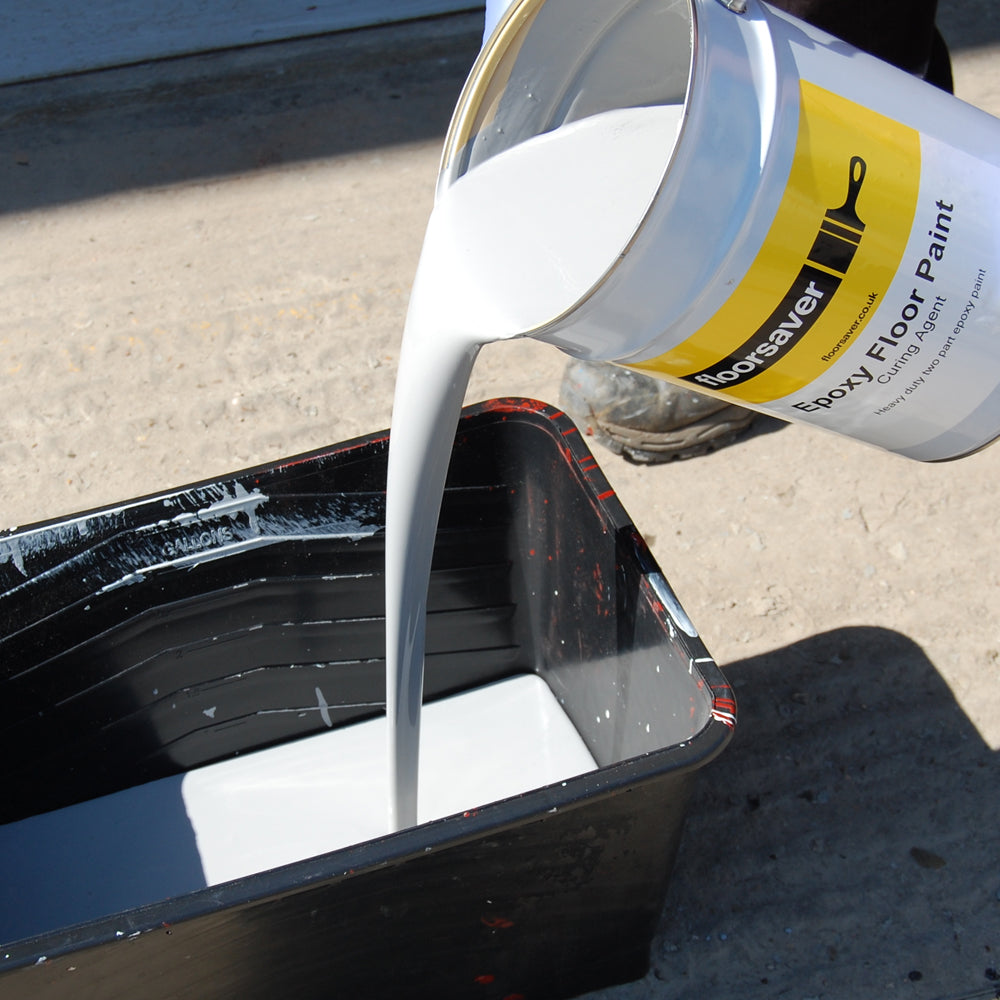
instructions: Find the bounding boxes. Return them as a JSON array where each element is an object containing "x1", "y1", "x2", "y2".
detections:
[{"x1": 0, "y1": 675, "x2": 596, "y2": 944}]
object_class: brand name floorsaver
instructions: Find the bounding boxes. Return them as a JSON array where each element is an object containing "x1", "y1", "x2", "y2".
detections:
[{"x1": 684, "y1": 156, "x2": 868, "y2": 390}]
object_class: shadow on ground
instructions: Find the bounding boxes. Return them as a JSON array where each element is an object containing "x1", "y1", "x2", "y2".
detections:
[
  {"x1": 0, "y1": 15, "x2": 482, "y2": 216},
  {"x1": 938, "y1": 0, "x2": 1000, "y2": 53},
  {"x1": 3, "y1": 2, "x2": 998, "y2": 218},
  {"x1": 624, "y1": 626, "x2": 999, "y2": 1000}
]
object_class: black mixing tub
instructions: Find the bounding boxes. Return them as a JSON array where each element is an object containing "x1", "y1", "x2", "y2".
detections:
[{"x1": 0, "y1": 398, "x2": 735, "y2": 1000}]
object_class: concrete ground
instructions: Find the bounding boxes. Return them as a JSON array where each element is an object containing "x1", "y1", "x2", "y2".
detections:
[{"x1": 1, "y1": 3, "x2": 998, "y2": 998}]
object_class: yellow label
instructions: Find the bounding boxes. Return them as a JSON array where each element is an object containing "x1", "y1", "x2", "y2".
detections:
[{"x1": 630, "y1": 81, "x2": 921, "y2": 404}]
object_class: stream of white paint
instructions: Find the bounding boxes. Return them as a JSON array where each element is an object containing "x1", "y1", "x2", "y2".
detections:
[
  {"x1": 0, "y1": 104, "x2": 683, "y2": 946},
  {"x1": 385, "y1": 103, "x2": 682, "y2": 828}
]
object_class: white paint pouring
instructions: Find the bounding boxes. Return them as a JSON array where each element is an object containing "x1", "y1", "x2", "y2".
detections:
[
  {"x1": 0, "y1": 106, "x2": 680, "y2": 945},
  {"x1": 0, "y1": 675, "x2": 595, "y2": 945},
  {"x1": 385, "y1": 104, "x2": 682, "y2": 829}
]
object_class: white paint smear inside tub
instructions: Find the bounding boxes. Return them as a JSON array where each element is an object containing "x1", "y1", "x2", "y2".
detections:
[{"x1": 0, "y1": 675, "x2": 595, "y2": 945}]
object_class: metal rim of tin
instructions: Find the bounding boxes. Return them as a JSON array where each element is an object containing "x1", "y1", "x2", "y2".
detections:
[
  {"x1": 439, "y1": 0, "x2": 546, "y2": 187},
  {"x1": 441, "y1": 0, "x2": 746, "y2": 181}
]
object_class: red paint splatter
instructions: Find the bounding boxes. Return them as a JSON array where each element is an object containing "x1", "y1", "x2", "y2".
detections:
[
  {"x1": 481, "y1": 916, "x2": 515, "y2": 929},
  {"x1": 473, "y1": 974, "x2": 496, "y2": 985},
  {"x1": 597, "y1": 490, "x2": 615, "y2": 501},
  {"x1": 529, "y1": 549, "x2": 536, "y2": 556},
  {"x1": 481, "y1": 397, "x2": 551, "y2": 415},
  {"x1": 273, "y1": 435, "x2": 387, "y2": 473}
]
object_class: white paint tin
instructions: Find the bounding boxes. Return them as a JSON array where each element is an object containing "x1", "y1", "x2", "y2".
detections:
[{"x1": 445, "y1": 0, "x2": 1000, "y2": 460}]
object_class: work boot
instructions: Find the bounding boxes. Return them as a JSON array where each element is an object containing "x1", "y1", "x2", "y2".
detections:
[
  {"x1": 560, "y1": 0, "x2": 952, "y2": 464},
  {"x1": 560, "y1": 360, "x2": 756, "y2": 464}
]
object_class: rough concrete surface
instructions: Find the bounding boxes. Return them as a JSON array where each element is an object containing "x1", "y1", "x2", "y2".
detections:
[{"x1": 0, "y1": 4, "x2": 998, "y2": 998}]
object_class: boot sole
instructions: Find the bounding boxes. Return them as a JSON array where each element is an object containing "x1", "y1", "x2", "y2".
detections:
[{"x1": 584, "y1": 407, "x2": 756, "y2": 464}]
